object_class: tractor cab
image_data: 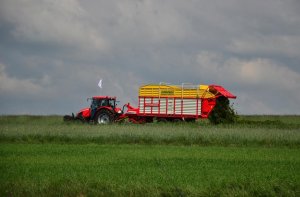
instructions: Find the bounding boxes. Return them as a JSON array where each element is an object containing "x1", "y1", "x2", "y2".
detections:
[
  {"x1": 89, "y1": 96, "x2": 118, "y2": 119},
  {"x1": 89, "y1": 96, "x2": 123, "y2": 124},
  {"x1": 90, "y1": 96, "x2": 116, "y2": 110}
]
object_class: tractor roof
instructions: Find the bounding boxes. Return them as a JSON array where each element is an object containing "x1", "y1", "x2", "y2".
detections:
[{"x1": 92, "y1": 96, "x2": 116, "y2": 100}]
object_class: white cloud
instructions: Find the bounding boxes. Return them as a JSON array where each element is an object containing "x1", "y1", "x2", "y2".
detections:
[
  {"x1": 195, "y1": 51, "x2": 300, "y2": 114},
  {"x1": 196, "y1": 51, "x2": 300, "y2": 89},
  {"x1": 236, "y1": 93, "x2": 275, "y2": 114}
]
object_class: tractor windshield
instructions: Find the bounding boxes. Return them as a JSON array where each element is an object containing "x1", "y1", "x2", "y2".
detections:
[
  {"x1": 91, "y1": 99, "x2": 101, "y2": 108},
  {"x1": 91, "y1": 98, "x2": 115, "y2": 108}
]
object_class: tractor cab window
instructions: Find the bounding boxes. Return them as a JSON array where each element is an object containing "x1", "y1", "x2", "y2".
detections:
[
  {"x1": 108, "y1": 99, "x2": 115, "y2": 108},
  {"x1": 100, "y1": 99, "x2": 108, "y2": 106},
  {"x1": 91, "y1": 99, "x2": 100, "y2": 108},
  {"x1": 91, "y1": 98, "x2": 115, "y2": 108}
]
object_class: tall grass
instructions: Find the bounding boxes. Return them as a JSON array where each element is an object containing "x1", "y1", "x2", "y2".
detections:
[{"x1": 0, "y1": 115, "x2": 299, "y2": 147}]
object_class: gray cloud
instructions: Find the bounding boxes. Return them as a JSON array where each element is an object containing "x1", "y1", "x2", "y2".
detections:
[
  {"x1": 0, "y1": 0, "x2": 107, "y2": 51},
  {"x1": 0, "y1": 0, "x2": 299, "y2": 115}
]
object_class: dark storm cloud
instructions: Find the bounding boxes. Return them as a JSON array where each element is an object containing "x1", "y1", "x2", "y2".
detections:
[{"x1": 0, "y1": 0, "x2": 299, "y2": 114}]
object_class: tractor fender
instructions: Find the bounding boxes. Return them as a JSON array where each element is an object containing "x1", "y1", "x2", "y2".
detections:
[{"x1": 96, "y1": 106, "x2": 114, "y2": 113}]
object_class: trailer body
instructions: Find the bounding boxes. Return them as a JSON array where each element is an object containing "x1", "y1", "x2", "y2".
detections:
[{"x1": 126, "y1": 83, "x2": 236, "y2": 123}]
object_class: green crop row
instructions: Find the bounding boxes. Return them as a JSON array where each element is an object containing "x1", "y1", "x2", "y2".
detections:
[{"x1": 1, "y1": 144, "x2": 299, "y2": 197}]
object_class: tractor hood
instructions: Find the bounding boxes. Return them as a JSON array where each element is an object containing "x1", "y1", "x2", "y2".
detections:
[
  {"x1": 209, "y1": 85, "x2": 236, "y2": 99},
  {"x1": 77, "y1": 107, "x2": 91, "y2": 118}
]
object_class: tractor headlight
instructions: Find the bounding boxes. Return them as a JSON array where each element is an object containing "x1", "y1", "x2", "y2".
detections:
[{"x1": 118, "y1": 110, "x2": 122, "y2": 114}]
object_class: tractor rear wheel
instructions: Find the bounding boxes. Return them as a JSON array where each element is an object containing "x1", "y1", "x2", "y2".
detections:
[{"x1": 95, "y1": 110, "x2": 114, "y2": 124}]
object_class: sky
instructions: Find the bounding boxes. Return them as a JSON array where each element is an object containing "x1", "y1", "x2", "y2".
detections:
[{"x1": 0, "y1": 0, "x2": 300, "y2": 115}]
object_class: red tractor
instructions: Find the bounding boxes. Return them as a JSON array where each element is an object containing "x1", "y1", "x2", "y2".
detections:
[{"x1": 63, "y1": 96, "x2": 125, "y2": 124}]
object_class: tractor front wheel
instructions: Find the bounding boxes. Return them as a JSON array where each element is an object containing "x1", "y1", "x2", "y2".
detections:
[{"x1": 95, "y1": 110, "x2": 114, "y2": 124}]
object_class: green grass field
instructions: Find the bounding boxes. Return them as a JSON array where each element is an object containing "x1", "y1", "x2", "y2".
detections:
[{"x1": 0, "y1": 115, "x2": 300, "y2": 196}]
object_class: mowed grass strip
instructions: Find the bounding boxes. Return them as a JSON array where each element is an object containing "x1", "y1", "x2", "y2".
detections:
[
  {"x1": 0, "y1": 115, "x2": 300, "y2": 147},
  {"x1": 0, "y1": 144, "x2": 299, "y2": 196}
]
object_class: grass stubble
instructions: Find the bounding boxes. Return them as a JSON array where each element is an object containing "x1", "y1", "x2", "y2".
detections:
[{"x1": 0, "y1": 115, "x2": 299, "y2": 196}]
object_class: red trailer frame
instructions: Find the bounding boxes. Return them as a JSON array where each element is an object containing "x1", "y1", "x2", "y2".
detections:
[{"x1": 124, "y1": 84, "x2": 236, "y2": 123}]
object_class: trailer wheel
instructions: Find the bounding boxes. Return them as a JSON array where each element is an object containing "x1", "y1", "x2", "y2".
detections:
[
  {"x1": 157, "y1": 118, "x2": 167, "y2": 123},
  {"x1": 186, "y1": 118, "x2": 196, "y2": 123},
  {"x1": 173, "y1": 118, "x2": 182, "y2": 123},
  {"x1": 95, "y1": 110, "x2": 114, "y2": 124},
  {"x1": 146, "y1": 117, "x2": 154, "y2": 123}
]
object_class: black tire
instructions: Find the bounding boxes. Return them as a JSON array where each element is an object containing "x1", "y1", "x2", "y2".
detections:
[
  {"x1": 185, "y1": 118, "x2": 196, "y2": 123},
  {"x1": 145, "y1": 117, "x2": 154, "y2": 123},
  {"x1": 157, "y1": 118, "x2": 167, "y2": 123},
  {"x1": 94, "y1": 109, "x2": 114, "y2": 124},
  {"x1": 173, "y1": 118, "x2": 182, "y2": 123}
]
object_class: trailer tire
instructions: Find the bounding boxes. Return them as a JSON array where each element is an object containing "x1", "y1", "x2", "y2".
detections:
[
  {"x1": 186, "y1": 118, "x2": 196, "y2": 123},
  {"x1": 146, "y1": 117, "x2": 154, "y2": 123},
  {"x1": 157, "y1": 118, "x2": 167, "y2": 123},
  {"x1": 95, "y1": 109, "x2": 114, "y2": 124},
  {"x1": 173, "y1": 118, "x2": 182, "y2": 123}
]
